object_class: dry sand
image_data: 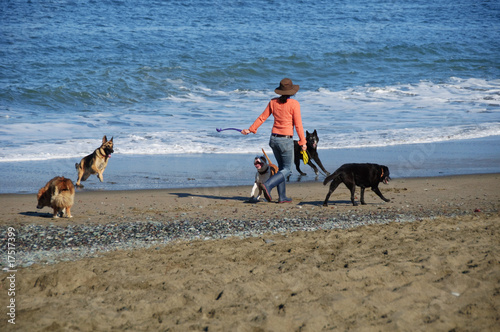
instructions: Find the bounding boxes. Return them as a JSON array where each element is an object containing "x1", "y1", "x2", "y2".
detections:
[{"x1": 1, "y1": 174, "x2": 499, "y2": 331}]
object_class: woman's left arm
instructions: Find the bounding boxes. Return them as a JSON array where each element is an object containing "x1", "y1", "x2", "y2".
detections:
[{"x1": 293, "y1": 102, "x2": 307, "y2": 147}]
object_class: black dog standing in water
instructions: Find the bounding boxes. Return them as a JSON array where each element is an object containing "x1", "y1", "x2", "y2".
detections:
[
  {"x1": 323, "y1": 163, "x2": 391, "y2": 206},
  {"x1": 293, "y1": 130, "x2": 330, "y2": 177}
]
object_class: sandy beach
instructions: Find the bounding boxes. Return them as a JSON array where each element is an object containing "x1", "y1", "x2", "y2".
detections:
[
  {"x1": 1, "y1": 174, "x2": 499, "y2": 331},
  {"x1": 2, "y1": 0, "x2": 499, "y2": 330}
]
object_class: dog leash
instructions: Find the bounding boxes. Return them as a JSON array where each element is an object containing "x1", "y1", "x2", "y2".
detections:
[
  {"x1": 216, "y1": 128, "x2": 242, "y2": 132},
  {"x1": 261, "y1": 148, "x2": 279, "y2": 176}
]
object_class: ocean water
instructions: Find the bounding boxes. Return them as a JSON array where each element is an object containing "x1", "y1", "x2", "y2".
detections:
[{"x1": 1, "y1": 0, "x2": 500, "y2": 193}]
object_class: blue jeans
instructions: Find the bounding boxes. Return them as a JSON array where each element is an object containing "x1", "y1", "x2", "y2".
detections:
[{"x1": 269, "y1": 135, "x2": 294, "y2": 179}]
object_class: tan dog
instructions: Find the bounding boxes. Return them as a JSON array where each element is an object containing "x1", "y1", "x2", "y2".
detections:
[
  {"x1": 75, "y1": 135, "x2": 114, "y2": 188},
  {"x1": 37, "y1": 176, "x2": 75, "y2": 218}
]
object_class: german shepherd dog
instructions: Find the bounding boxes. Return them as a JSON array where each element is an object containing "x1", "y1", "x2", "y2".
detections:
[
  {"x1": 75, "y1": 136, "x2": 114, "y2": 188},
  {"x1": 37, "y1": 176, "x2": 75, "y2": 218},
  {"x1": 323, "y1": 163, "x2": 391, "y2": 207},
  {"x1": 293, "y1": 130, "x2": 330, "y2": 177}
]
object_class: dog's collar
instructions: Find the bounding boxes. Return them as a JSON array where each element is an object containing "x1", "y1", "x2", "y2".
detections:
[{"x1": 258, "y1": 167, "x2": 269, "y2": 174}]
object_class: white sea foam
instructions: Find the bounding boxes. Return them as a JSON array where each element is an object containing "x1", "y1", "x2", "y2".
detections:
[
  {"x1": 2, "y1": 123, "x2": 499, "y2": 163},
  {"x1": 1, "y1": 78, "x2": 499, "y2": 162}
]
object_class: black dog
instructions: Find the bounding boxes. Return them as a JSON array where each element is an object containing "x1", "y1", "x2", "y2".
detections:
[
  {"x1": 323, "y1": 163, "x2": 391, "y2": 206},
  {"x1": 293, "y1": 130, "x2": 330, "y2": 177}
]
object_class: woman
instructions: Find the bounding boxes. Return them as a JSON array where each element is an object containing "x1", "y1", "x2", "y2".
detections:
[{"x1": 242, "y1": 78, "x2": 307, "y2": 203}]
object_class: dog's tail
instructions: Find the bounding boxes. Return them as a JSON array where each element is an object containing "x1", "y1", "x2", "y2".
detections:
[
  {"x1": 51, "y1": 186, "x2": 75, "y2": 208},
  {"x1": 60, "y1": 178, "x2": 76, "y2": 194},
  {"x1": 323, "y1": 171, "x2": 340, "y2": 185}
]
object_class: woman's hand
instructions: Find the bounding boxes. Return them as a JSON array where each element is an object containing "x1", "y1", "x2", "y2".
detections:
[
  {"x1": 241, "y1": 129, "x2": 251, "y2": 135},
  {"x1": 301, "y1": 144, "x2": 307, "y2": 151}
]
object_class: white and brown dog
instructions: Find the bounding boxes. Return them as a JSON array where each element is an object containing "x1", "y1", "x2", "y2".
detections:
[{"x1": 249, "y1": 156, "x2": 272, "y2": 202}]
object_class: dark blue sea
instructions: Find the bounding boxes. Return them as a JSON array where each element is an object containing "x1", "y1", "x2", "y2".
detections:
[{"x1": 1, "y1": 0, "x2": 499, "y2": 193}]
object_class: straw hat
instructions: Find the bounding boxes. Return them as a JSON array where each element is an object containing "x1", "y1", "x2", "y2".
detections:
[{"x1": 274, "y1": 78, "x2": 300, "y2": 95}]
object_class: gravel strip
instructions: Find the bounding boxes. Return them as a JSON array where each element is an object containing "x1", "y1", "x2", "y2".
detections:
[{"x1": 1, "y1": 207, "x2": 476, "y2": 268}]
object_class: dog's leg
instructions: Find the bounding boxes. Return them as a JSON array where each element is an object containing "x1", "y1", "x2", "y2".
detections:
[
  {"x1": 372, "y1": 186, "x2": 391, "y2": 203},
  {"x1": 65, "y1": 206, "x2": 73, "y2": 218},
  {"x1": 295, "y1": 158, "x2": 306, "y2": 176},
  {"x1": 360, "y1": 187, "x2": 366, "y2": 205},
  {"x1": 81, "y1": 172, "x2": 91, "y2": 181},
  {"x1": 313, "y1": 156, "x2": 330, "y2": 175},
  {"x1": 323, "y1": 178, "x2": 342, "y2": 207},
  {"x1": 250, "y1": 183, "x2": 259, "y2": 198},
  {"x1": 307, "y1": 160, "x2": 319, "y2": 176},
  {"x1": 75, "y1": 168, "x2": 84, "y2": 187},
  {"x1": 345, "y1": 180, "x2": 358, "y2": 206},
  {"x1": 52, "y1": 208, "x2": 60, "y2": 218},
  {"x1": 97, "y1": 171, "x2": 104, "y2": 182},
  {"x1": 76, "y1": 163, "x2": 91, "y2": 188},
  {"x1": 247, "y1": 183, "x2": 260, "y2": 203},
  {"x1": 322, "y1": 189, "x2": 333, "y2": 207}
]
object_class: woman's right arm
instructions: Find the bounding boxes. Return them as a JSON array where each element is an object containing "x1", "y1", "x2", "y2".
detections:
[{"x1": 242, "y1": 102, "x2": 272, "y2": 135}]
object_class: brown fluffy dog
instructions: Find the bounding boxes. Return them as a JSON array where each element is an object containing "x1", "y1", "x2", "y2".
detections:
[
  {"x1": 37, "y1": 176, "x2": 75, "y2": 218},
  {"x1": 75, "y1": 135, "x2": 114, "y2": 188}
]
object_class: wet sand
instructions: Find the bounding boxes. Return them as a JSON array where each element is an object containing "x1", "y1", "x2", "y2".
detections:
[{"x1": 2, "y1": 136, "x2": 500, "y2": 194}]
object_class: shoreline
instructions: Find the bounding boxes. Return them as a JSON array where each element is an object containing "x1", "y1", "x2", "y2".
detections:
[
  {"x1": 2, "y1": 170, "x2": 499, "y2": 197},
  {"x1": 1, "y1": 136, "x2": 500, "y2": 194}
]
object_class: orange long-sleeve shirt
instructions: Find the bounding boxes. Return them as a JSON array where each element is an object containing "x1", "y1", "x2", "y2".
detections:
[{"x1": 249, "y1": 98, "x2": 307, "y2": 146}]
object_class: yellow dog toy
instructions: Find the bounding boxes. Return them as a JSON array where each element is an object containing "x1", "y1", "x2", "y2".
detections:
[{"x1": 300, "y1": 150, "x2": 309, "y2": 164}]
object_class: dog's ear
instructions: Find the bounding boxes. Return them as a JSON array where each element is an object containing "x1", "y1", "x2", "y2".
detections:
[
  {"x1": 306, "y1": 130, "x2": 310, "y2": 135},
  {"x1": 102, "y1": 135, "x2": 108, "y2": 143},
  {"x1": 313, "y1": 129, "x2": 317, "y2": 135},
  {"x1": 110, "y1": 137, "x2": 113, "y2": 142}
]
